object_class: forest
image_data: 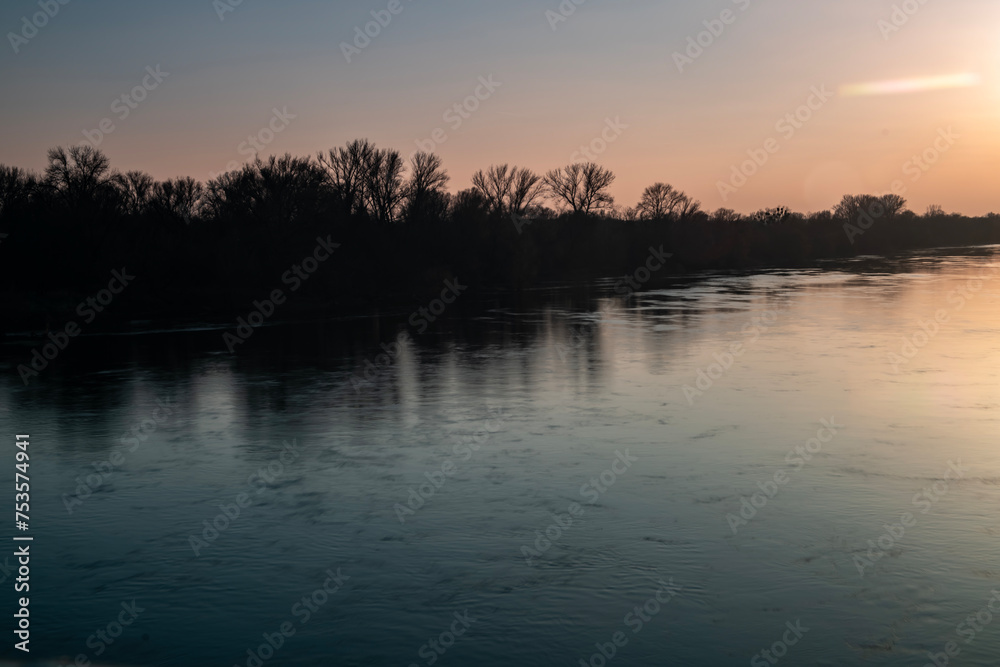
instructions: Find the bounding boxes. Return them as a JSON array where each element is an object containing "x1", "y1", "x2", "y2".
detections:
[{"x1": 2, "y1": 140, "x2": 998, "y2": 332}]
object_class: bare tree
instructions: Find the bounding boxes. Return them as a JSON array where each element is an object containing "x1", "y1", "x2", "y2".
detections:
[
  {"x1": 44, "y1": 145, "x2": 117, "y2": 211},
  {"x1": 115, "y1": 170, "x2": 154, "y2": 216},
  {"x1": 0, "y1": 166, "x2": 37, "y2": 219},
  {"x1": 880, "y1": 194, "x2": 907, "y2": 219},
  {"x1": 711, "y1": 208, "x2": 742, "y2": 223},
  {"x1": 317, "y1": 139, "x2": 376, "y2": 217},
  {"x1": 364, "y1": 148, "x2": 406, "y2": 224},
  {"x1": 471, "y1": 164, "x2": 543, "y2": 215},
  {"x1": 835, "y1": 194, "x2": 907, "y2": 223},
  {"x1": 636, "y1": 183, "x2": 694, "y2": 220},
  {"x1": 150, "y1": 177, "x2": 204, "y2": 222},
  {"x1": 471, "y1": 164, "x2": 514, "y2": 214},
  {"x1": 405, "y1": 152, "x2": 449, "y2": 221},
  {"x1": 543, "y1": 162, "x2": 615, "y2": 215},
  {"x1": 509, "y1": 167, "x2": 544, "y2": 215}
]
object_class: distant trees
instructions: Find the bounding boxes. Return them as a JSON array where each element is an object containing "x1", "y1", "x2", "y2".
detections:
[
  {"x1": 149, "y1": 177, "x2": 204, "y2": 222},
  {"x1": 748, "y1": 207, "x2": 792, "y2": 225},
  {"x1": 204, "y1": 155, "x2": 327, "y2": 226},
  {"x1": 3, "y1": 144, "x2": 922, "y2": 238},
  {"x1": 317, "y1": 139, "x2": 374, "y2": 218},
  {"x1": 43, "y1": 145, "x2": 120, "y2": 214},
  {"x1": 6, "y1": 140, "x2": 1000, "y2": 333},
  {"x1": 471, "y1": 164, "x2": 545, "y2": 215},
  {"x1": 710, "y1": 208, "x2": 742, "y2": 223},
  {"x1": 834, "y1": 194, "x2": 907, "y2": 222},
  {"x1": 543, "y1": 162, "x2": 615, "y2": 215},
  {"x1": 636, "y1": 183, "x2": 700, "y2": 220},
  {"x1": 0, "y1": 166, "x2": 37, "y2": 219},
  {"x1": 116, "y1": 171, "x2": 154, "y2": 216}
]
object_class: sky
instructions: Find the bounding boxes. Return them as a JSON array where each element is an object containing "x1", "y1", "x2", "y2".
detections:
[{"x1": 1, "y1": 0, "x2": 999, "y2": 215}]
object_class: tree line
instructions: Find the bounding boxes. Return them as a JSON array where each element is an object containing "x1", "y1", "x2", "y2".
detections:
[{"x1": 1, "y1": 140, "x2": 998, "y2": 331}]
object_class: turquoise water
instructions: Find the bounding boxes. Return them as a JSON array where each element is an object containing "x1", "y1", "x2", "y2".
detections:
[{"x1": 3, "y1": 247, "x2": 1000, "y2": 666}]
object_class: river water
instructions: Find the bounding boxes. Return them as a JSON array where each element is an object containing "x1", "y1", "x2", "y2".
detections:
[{"x1": 3, "y1": 246, "x2": 1000, "y2": 666}]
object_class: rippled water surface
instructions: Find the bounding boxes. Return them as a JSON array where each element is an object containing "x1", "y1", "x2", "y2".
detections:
[{"x1": 3, "y1": 247, "x2": 1000, "y2": 666}]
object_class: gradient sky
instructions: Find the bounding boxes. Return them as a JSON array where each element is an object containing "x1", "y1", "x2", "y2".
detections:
[{"x1": 2, "y1": 0, "x2": 999, "y2": 214}]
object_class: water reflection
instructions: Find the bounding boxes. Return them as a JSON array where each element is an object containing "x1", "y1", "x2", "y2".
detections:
[{"x1": 1, "y1": 246, "x2": 999, "y2": 666}]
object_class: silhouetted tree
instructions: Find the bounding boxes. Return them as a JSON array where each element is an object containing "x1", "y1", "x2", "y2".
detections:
[
  {"x1": 749, "y1": 207, "x2": 792, "y2": 225},
  {"x1": 115, "y1": 170, "x2": 154, "y2": 216},
  {"x1": 150, "y1": 177, "x2": 204, "y2": 223},
  {"x1": 543, "y1": 162, "x2": 615, "y2": 215},
  {"x1": 471, "y1": 164, "x2": 544, "y2": 215},
  {"x1": 317, "y1": 139, "x2": 376, "y2": 218},
  {"x1": 711, "y1": 208, "x2": 742, "y2": 223},
  {"x1": 0, "y1": 166, "x2": 37, "y2": 220},
  {"x1": 636, "y1": 183, "x2": 697, "y2": 220},
  {"x1": 43, "y1": 145, "x2": 119, "y2": 215},
  {"x1": 405, "y1": 152, "x2": 449, "y2": 222},
  {"x1": 835, "y1": 194, "x2": 907, "y2": 223},
  {"x1": 363, "y1": 148, "x2": 406, "y2": 224},
  {"x1": 451, "y1": 188, "x2": 488, "y2": 219}
]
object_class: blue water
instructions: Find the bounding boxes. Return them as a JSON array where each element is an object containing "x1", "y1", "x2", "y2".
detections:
[{"x1": 3, "y1": 247, "x2": 1000, "y2": 666}]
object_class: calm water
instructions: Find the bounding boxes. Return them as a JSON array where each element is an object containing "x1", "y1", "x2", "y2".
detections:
[{"x1": 3, "y1": 247, "x2": 1000, "y2": 666}]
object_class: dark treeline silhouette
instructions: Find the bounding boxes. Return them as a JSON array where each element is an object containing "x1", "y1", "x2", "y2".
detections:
[{"x1": 2, "y1": 140, "x2": 999, "y2": 332}]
